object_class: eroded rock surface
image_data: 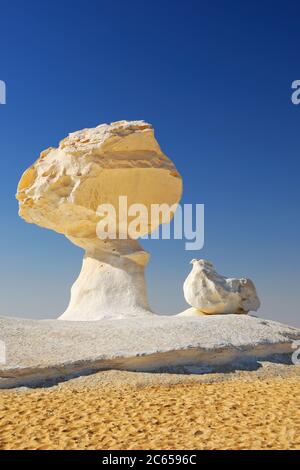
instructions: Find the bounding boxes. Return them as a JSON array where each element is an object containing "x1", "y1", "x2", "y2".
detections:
[
  {"x1": 182, "y1": 259, "x2": 260, "y2": 316},
  {"x1": 17, "y1": 120, "x2": 182, "y2": 241},
  {"x1": 16, "y1": 121, "x2": 182, "y2": 320},
  {"x1": 0, "y1": 314, "x2": 299, "y2": 388}
]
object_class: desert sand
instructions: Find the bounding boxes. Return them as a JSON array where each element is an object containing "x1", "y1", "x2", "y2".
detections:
[{"x1": 0, "y1": 365, "x2": 299, "y2": 450}]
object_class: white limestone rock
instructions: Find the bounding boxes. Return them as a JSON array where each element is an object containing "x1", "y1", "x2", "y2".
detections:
[
  {"x1": 16, "y1": 121, "x2": 182, "y2": 320},
  {"x1": 1, "y1": 314, "x2": 299, "y2": 388},
  {"x1": 182, "y1": 259, "x2": 260, "y2": 315}
]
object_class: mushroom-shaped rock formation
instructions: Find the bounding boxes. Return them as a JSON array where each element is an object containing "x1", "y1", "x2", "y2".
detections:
[
  {"x1": 16, "y1": 121, "x2": 182, "y2": 320},
  {"x1": 181, "y1": 259, "x2": 260, "y2": 316}
]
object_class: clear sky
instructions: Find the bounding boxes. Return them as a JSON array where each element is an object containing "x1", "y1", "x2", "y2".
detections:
[{"x1": 0, "y1": 0, "x2": 299, "y2": 326}]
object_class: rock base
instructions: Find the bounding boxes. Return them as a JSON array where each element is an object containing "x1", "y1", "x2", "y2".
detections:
[{"x1": 0, "y1": 314, "x2": 299, "y2": 388}]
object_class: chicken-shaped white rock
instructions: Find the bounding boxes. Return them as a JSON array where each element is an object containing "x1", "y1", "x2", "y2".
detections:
[{"x1": 182, "y1": 259, "x2": 260, "y2": 315}]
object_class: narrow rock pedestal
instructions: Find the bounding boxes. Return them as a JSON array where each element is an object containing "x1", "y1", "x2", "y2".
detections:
[{"x1": 60, "y1": 239, "x2": 152, "y2": 321}]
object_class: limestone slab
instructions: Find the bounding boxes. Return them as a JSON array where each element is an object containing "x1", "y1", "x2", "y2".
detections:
[{"x1": 0, "y1": 315, "x2": 299, "y2": 388}]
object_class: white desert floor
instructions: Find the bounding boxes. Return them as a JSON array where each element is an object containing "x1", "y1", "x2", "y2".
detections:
[
  {"x1": 0, "y1": 314, "x2": 300, "y2": 450},
  {"x1": 0, "y1": 314, "x2": 299, "y2": 388}
]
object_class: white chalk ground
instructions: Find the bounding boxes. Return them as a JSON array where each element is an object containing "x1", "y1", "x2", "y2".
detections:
[{"x1": 0, "y1": 314, "x2": 299, "y2": 388}]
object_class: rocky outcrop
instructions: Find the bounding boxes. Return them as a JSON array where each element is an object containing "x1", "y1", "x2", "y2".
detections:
[
  {"x1": 182, "y1": 259, "x2": 260, "y2": 315},
  {"x1": 0, "y1": 315, "x2": 299, "y2": 388},
  {"x1": 16, "y1": 121, "x2": 182, "y2": 320}
]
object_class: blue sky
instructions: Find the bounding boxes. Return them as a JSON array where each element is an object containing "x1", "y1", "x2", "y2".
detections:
[{"x1": 0, "y1": 0, "x2": 299, "y2": 325}]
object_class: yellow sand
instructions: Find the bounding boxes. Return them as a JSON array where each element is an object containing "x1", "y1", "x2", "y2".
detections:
[{"x1": 0, "y1": 373, "x2": 299, "y2": 450}]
